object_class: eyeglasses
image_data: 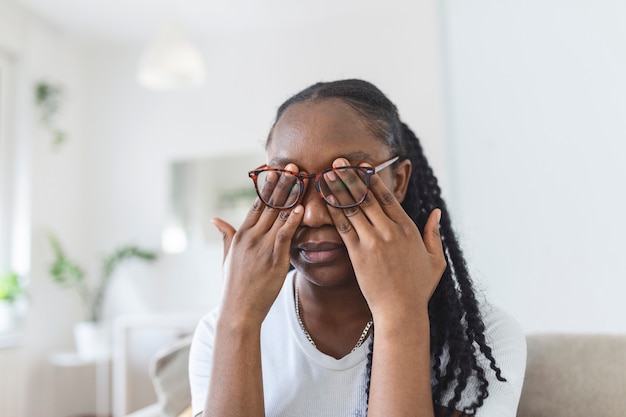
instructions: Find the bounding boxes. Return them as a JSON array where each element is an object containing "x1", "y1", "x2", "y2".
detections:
[{"x1": 248, "y1": 156, "x2": 399, "y2": 209}]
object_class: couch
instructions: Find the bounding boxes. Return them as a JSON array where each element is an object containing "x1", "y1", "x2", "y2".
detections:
[
  {"x1": 517, "y1": 333, "x2": 626, "y2": 417},
  {"x1": 127, "y1": 333, "x2": 626, "y2": 417}
]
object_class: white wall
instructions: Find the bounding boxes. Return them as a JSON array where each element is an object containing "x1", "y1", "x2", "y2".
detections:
[
  {"x1": 2, "y1": 1, "x2": 448, "y2": 415},
  {"x1": 11, "y1": 0, "x2": 624, "y2": 413},
  {"x1": 78, "y1": 3, "x2": 448, "y2": 320},
  {"x1": 0, "y1": 2, "x2": 92, "y2": 416},
  {"x1": 79, "y1": 13, "x2": 448, "y2": 408},
  {"x1": 441, "y1": 1, "x2": 626, "y2": 333}
]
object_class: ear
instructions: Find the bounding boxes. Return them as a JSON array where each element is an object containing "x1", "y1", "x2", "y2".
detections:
[{"x1": 393, "y1": 159, "x2": 412, "y2": 203}]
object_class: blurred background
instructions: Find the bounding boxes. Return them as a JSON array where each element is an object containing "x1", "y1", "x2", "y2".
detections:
[{"x1": 0, "y1": 0, "x2": 624, "y2": 416}]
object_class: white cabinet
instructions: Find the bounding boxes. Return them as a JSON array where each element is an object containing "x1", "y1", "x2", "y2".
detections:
[
  {"x1": 0, "y1": 342, "x2": 25, "y2": 417},
  {"x1": 47, "y1": 353, "x2": 111, "y2": 417}
]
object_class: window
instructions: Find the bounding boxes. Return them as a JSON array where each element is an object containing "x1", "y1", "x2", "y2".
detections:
[
  {"x1": 0, "y1": 49, "x2": 28, "y2": 336},
  {"x1": 0, "y1": 51, "x2": 16, "y2": 270}
]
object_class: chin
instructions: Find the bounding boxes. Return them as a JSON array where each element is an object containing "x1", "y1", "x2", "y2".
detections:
[{"x1": 290, "y1": 259, "x2": 357, "y2": 288}]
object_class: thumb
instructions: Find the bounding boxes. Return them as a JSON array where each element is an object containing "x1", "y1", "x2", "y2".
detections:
[
  {"x1": 423, "y1": 209, "x2": 444, "y2": 258},
  {"x1": 211, "y1": 217, "x2": 236, "y2": 262}
]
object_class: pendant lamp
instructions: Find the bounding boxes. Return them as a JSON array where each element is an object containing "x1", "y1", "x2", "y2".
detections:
[{"x1": 137, "y1": 23, "x2": 206, "y2": 91}]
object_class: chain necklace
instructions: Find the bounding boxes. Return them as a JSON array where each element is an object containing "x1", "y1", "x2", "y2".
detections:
[{"x1": 294, "y1": 278, "x2": 373, "y2": 352}]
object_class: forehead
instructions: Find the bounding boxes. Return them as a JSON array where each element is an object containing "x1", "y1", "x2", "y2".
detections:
[{"x1": 267, "y1": 99, "x2": 390, "y2": 170}]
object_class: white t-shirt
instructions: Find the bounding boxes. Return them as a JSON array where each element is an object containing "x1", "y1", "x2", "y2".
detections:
[{"x1": 189, "y1": 270, "x2": 526, "y2": 417}]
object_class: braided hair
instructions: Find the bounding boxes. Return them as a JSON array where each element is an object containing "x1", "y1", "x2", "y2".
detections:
[{"x1": 268, "y1": 79, "x2": 505, "y2": 416}]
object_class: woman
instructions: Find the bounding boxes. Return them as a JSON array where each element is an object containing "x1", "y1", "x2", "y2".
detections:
[{"x1": 189, "y1": 79, "x2": 526, "y2": 417}]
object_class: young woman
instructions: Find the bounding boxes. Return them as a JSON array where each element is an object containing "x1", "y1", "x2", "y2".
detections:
[{"x1": 189, "y1": 79, "x2": 526, "y2": 417}]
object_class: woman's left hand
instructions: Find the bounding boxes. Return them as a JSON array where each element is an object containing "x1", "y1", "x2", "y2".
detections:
[{"x1": 327, "y1": 158, "x2": 447, "y2": 319}]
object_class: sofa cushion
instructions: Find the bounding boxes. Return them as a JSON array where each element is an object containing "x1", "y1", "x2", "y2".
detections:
[
  {"x1": 150, "y1": 335, "x2": 193, "y2": 417},
  {"x1": 517, "y1": 333, "x2": 626, "y2": 417}
]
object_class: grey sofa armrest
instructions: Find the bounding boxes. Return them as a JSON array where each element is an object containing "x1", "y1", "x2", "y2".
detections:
[
  {"x1": 123, "y1": 335, "x2": 193, "y2": 417},
  {"x1": 517, "y1": 333, "x2": 626, "y2": 417},
  {"x1": 149, "y1": 335, "x2": 193, "y2": 417}
]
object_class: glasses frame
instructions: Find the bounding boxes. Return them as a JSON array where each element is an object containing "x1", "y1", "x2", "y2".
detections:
[{"x1": 248, "y1": 156, "x2": 400, "y2": 209}]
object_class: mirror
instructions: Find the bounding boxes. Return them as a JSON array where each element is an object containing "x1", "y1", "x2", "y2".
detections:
[{"x1": 163, "y1": 151, "x2": 265, "y2": 252}]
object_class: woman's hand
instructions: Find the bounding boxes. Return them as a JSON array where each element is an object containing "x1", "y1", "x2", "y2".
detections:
[
  {"x1": 326, "y1": 158, "x2": 446, "y2": 319},
  {"x1": 207, "y1": 165, "x2": 303, "y2": 417},
  {"x1": 212, "y1": 163, "x2": 304, "y2": 327},
  {"x1": 326, "y1": 157, "x2": 446, "y2": 417}
]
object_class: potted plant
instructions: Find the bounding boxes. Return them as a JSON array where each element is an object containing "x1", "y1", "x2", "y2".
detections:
[
  {"x1": 0, "y1": 270, "x2": 26, "y2": 333},
  {"x1": 35, "y1": 81, "x2": 67, "y2": 149},
  {"x1": 47, "y1": 233, "x2": 158, "y2": 359}
]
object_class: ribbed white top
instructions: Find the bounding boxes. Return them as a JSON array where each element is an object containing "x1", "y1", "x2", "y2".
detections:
[{"x1": 189, "y1": 270, "x2": 526, "y2": 417}]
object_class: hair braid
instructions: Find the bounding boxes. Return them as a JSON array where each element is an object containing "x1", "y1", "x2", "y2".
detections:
[
  {"x1": 400, "y1": 123, "x2": 506, "y2": 415},
  {"x1": 270, "y1": 79, "x2": 506, "y2": 416}
]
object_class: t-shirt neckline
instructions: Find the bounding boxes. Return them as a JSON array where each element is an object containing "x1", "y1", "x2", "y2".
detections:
[{"x1": 282, "y1": 269, "x2": 372, "y2": 371}]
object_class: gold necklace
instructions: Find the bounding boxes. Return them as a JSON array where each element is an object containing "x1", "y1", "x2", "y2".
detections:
[{"x1": 294, "y1": 278, "x2": 373, "y2": 352}]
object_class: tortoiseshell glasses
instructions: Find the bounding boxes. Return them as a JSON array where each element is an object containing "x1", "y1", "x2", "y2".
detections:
[{"x1": 248, "y1": 156, "x2": 399, "y2": 209}]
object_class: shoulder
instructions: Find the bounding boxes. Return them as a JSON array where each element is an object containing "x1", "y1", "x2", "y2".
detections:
[
  {"x1": 479, "y1": 303, "x2": 527, "y2": 375},
  {"x1": 475, "y1": 303, "x2": 527, "y2": 416},
  {"x1": 481, "y1": 304, "x2": 525, "y2": 338},
  {"x1": 189, "y1": 308, "x2": 219, "y2": 363},
  {"x1": 192, "y1": 308, "x2": 219, "y2": 342},
  {"x1": 436, "y1": 304, "x2": 526, "y2": 416}
]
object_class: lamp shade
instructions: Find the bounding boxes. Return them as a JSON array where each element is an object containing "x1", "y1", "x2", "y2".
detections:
[{"x1": 138, "y1": 23, "x2": 206, "y2": 91}]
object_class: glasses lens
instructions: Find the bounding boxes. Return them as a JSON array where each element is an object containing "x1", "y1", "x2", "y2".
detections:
[
  {"x1": 319, "y1": 167, "x2": 368, "y2": 208},
  {"x1": 256, "y1": 170, "x2": 301, "y2": 208}
]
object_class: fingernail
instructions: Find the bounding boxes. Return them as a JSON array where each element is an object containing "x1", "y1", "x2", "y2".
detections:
[
  {"x1": 334, "y1": 158, "x2": 348, "y2": 167},
  {"x1": 436, "y1": 209, "x2": 442, "y2": 224},
  {"x1": 293, "y1": 205, "x2": 303, "y2": 214}
]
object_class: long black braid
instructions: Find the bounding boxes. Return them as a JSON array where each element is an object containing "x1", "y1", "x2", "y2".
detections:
[
  {"x1": 402, "y1": 123, "x2": 506, "y2": 415},
  {"x1": 269, "y1": 79, "x2": 506, "y2": 416}
]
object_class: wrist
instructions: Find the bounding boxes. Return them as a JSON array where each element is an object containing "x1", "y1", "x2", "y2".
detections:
[
  {"x1": 216, "y1": 305, "x2": 265, "y2": 335},
  {"x1": 372, "y1": 305, "x2": 430, "y2": 334}
]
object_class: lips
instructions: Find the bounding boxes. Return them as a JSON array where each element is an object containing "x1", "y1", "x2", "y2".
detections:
[{"x1": 296, "y1": 241, "x2": 346, "y2": 264}]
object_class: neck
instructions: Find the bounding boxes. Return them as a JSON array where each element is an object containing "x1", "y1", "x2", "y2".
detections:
[
  {"x1": 294, "y1": 272, "x2": 372, "y2": 358},
  {"x1": 295, "y1": 272, "x2": 371, "y2": 323}
]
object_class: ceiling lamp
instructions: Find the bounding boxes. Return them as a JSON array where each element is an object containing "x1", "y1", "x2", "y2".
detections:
[{"x1": 137, "y1": 23, "x2": 206, "y2": 91}]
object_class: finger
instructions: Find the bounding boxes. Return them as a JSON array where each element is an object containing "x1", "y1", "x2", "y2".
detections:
[
  {"x1": 269, "y1": 203, "x2": 296, "y2": 229},
  {"x1": 258, "y1": 168, "x2": 300, "y2": 209},
  {"x1": 327, "y1": 163, "x2": 385, "y2": 229},
  {"x1": 321, "y1": 159, "x2": 367, "y2": 208},
  {"x1": 239, "y1": 197, "x2": 268, "y2": 230},
  {"x1": 325, "y1": 158, "x2": 376, "y2": 228},
  {"x1": 273, "y1": 205, "x2": 304, "y2": 262},
  {"x1": 325, "y1": 197, "x2": 362, "y2": 244},
  {"x1": 365, "y1": 167, "x2": 407, "y2": 222},
  {"x1": 256, "y1": 163, "x2": 301, "y2": 232},
  {"x1": 423, "y1": 209, "x2": 445, "y2": 259},
  {"x1": 211, "y1": 217, "x2": 236, "y2": 261}
]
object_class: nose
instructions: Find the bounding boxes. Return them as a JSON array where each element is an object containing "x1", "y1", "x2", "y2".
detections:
[{"x1": 300, "y1": 181, "x2": 333, "y2": 228}]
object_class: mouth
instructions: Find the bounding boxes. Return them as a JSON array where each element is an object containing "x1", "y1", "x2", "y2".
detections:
[{"x1": 296, "y1": 241, "x2": 346, "y2": 264}]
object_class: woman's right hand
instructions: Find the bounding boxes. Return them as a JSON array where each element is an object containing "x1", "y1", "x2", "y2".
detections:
[{"x1": 211, "y1": 163, "x2": 304, "y2": 327}]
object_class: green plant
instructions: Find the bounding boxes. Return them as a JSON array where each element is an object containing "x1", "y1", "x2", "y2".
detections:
[
  {"x1": 35, "y1": 81, "x2": 67, "y2": 149},
  {"x1": 48, "y1": 234, "x2": 158, "y2": 322},
  {"x1": 0, "y1": 271, "x2": 24, "y2": 303}
]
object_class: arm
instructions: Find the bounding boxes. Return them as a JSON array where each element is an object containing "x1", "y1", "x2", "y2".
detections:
[
  {"x1": 364, "y1": 211, "x2": 447, "y2": 417},
  {"x1": 327, "y1": 159, "x2": 455, "y2": 416},
  {"x1": 369, "y1": 312, "x2": 468, "y2": 417},
  {"x1": 198, "y1": 190, "x2": 304, "y2": 416},
  {"x1": 204, "y1": 316, "x2": 264, "y2": 417},
  {"x1": 368, "y1": 308, "x2": 434, "y2": 417}
]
